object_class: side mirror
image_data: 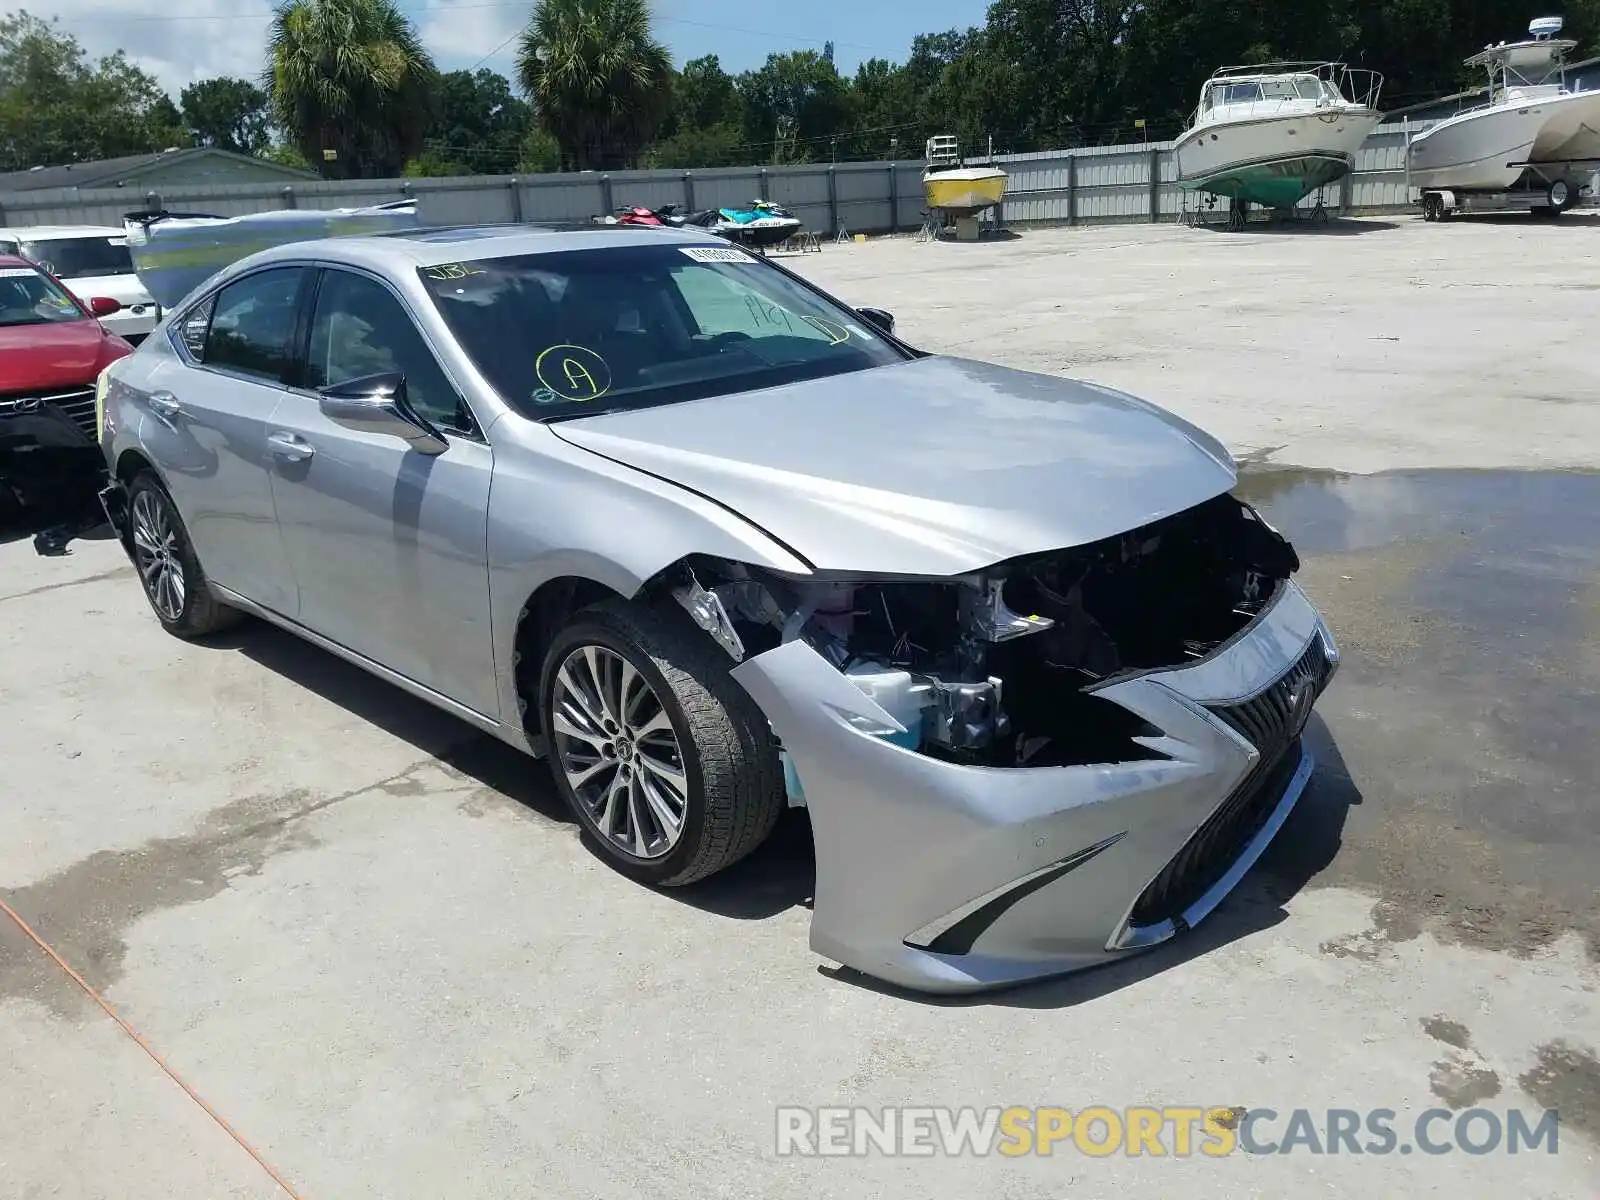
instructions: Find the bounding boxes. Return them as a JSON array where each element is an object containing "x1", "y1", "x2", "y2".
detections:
[
  {"x1": 318, "y1": 372, "x2": 449, "y2": 456},
  {"x1": 857, "y1": 306, "x2": 895, "y2": 335},
  {"x1": 88, "y1": 296, "x2": 122, "y2": 317}
]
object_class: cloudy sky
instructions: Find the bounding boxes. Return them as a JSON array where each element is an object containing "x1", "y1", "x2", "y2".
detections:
[{"x1": 43, "y1": 0, "x2": 986, "y2": 98}]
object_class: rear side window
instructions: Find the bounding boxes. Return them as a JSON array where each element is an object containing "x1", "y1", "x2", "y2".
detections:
[
  {"x1": 18, "y1": 236, "x2": 135, "y2": 280},
  {"x1": 204, "y1": 268, "x2": 306, "y2": 382},
  {"x1": 176, "y1": 295, "x2": 215, "y2": 359}
]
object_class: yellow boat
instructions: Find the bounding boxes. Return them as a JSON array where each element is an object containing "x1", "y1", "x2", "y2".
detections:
[{"x1": 922, "y1": 135, "x2": 1008, "y2": 217}]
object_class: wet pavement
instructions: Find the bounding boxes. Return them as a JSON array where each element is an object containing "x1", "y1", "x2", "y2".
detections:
[{"x1": 1239, "y1": 468, "x2": 1600, "y2": 960}]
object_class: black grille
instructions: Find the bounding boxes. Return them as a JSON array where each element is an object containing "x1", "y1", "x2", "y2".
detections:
[
  {"x1": 1127, "y1": 638, "x2": 1331, "y2": 928},
  {"x1": 0, "y1": 387, "x2": 97, "y2": 439},
  {"x1": 43, "y1": 388, "x2": 96, "y2": 438}
]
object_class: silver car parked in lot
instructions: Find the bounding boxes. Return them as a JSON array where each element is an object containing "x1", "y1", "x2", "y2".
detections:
[{"x1": 95, "y1": 223, "x2": 1337, "y2": 993}]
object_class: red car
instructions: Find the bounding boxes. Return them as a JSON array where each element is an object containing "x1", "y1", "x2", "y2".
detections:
[{"x1": 0, "y1": 254, "x2": 133, "y2": 538}]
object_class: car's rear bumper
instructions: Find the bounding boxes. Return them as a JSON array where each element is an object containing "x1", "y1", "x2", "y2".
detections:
[
  {"x1": 730, "y1": 579, "x2": 1338, "y2": 994},
  {"x1": 98, "y1": 306, "x2": 160, "y2": 342}
]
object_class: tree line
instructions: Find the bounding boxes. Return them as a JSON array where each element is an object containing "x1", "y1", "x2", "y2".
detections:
[{"x1": 3, "y1": 0, "x2": 1597, "y2": 182}]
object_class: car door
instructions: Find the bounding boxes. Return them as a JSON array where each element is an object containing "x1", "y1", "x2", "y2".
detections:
[
  {"x1": 141, "y1": 266, "x2": 309, "y2": 616},
  {"x1": 267, "y1": 266, "x2": 498, "y2": 717}
]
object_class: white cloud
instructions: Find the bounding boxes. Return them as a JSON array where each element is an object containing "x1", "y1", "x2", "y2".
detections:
[
  {"x1": 416, "y1": 0, "x2": 526, "y2": 75},
  {"x1": 45, "y1": 0, "x2": 276, "y2": 97}
]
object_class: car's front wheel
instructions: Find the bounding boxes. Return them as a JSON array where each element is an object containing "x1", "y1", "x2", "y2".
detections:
[
  {"x1": 539, "y1": 599, "x2": 785, "y2": 886},
  {"x1": 125, "y1": 472, "x2": 241, "y2": 639}
]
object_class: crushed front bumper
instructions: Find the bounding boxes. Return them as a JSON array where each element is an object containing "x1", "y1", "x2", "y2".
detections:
[{"x1": 730, "y1": 579, "x2": 1338, "y2": 994}]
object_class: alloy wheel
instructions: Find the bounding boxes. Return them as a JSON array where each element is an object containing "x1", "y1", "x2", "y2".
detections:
[
  {"x1": 130, "y1": 488, "x2": 186, "y2": 621},
  {"x1": 550, "y1": 644, "x2": 690, "y2": 860}
]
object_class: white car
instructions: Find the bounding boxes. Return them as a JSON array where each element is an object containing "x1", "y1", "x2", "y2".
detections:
[{"x1": 0, "y1": 225, "x2": 160, "y2": 343}]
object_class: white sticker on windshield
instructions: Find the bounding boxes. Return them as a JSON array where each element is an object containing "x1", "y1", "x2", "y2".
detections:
[
  {"x1": 680, "y1": 246, "x2": 754, "y2": 263},
  {"x1": 0, "y1": 267, "x2": 37, "y2": 277}
]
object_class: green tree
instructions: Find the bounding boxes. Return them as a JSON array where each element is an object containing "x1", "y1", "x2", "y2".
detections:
[
  {"x1": 737, "y1": 50, "x2": 854, "y2": 162},
  {"x1": 421, "y1": 68, "x2": 529, "y2": 176},
  {"x1": 648, "y1": 122, "x2": 746, "y2": 168},
  {"x1": 671, "y1": 54, "x2": 742, "y2": 133},
  {"x1": 516, "y1": 0, "x2": 673, "y2": 170},
  {"x1": 266, "y1": 0, "x2": 438, "y2": 179},
  {"x1": 180, "y1": 77, "x2": 272, "y2": 156},
  {"x1": 0, "y1": 10, "x2": 186, "y2": 170},
  {"x1": 517, "y1": 126, "x2": 562, "y2": 172}
]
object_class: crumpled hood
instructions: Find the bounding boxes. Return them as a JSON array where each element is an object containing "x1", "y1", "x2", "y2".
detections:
[{"x1": 550, "y1": 356, "x2": 1238, "y2": 576}]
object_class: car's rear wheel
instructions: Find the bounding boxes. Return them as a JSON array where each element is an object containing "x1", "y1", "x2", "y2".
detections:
[
  {"x1": 540, "y1": 599, "x2": 784, "y2": 886},
  {"x1": 125, "y1": 472, "x2": 241, "y2": 638}
]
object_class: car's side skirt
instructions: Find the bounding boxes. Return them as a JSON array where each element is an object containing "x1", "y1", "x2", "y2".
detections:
[{"x1": 209, "y1": 582, "x2": 534, "y2": 755}]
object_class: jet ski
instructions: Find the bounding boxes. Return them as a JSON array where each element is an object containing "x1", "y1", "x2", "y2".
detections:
[{"x1": 667, "y1": 201, "x2": 803, "y2": 248}]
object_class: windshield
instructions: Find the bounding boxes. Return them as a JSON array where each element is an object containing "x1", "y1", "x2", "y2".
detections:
[
  {"x1": 0, "y1": 265, "x2": 87, "y2": 327},
  {"x1": 19, "y1": 235, "x2": 135, "y2": 280},
  {"x1": 418, "y1": 244, "x2": 910, "y2": 420}
]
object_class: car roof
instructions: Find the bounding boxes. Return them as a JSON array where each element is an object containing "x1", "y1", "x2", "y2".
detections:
[
  {"x1": 246, "y1": 222, "x2": 733, "y2": 273},
  {"x1": 0, "y1": 225, "x2": 124, "y2": 239}
]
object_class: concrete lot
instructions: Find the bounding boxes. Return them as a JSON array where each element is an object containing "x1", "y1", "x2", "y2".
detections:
[{"x1": 3, "y1": 217, "x2": 1598, "y2": 1198}]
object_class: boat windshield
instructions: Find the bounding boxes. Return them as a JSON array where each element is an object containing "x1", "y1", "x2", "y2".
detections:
[
  {"x1": 419, "y1": 244, "x2": 912, "y2": 421},
  {"x1": 1208, "y1": 76, "x2": 1342, "y2": 108}
]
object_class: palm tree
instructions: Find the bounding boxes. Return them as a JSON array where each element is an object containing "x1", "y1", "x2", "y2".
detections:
[
  {"x1": 266, "y1": 0, "x2": 438, "y2": 179},
  {"x1": 516, "y1": 0, "x2": 673, "y2": 171}
]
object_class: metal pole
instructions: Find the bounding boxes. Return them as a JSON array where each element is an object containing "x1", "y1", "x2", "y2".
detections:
[
  {"x1": 1148, "y1": 147, "x2": 1160, "y2": 222},
  {"x1": 888, "y1": 161, "x2": 899, "y2": 234},
  {"x1": 1067, "y1": 153, "x2": 1078, "y2": 226},
  {"x1": 508, "y1": 178, "x2": 524, "y2": 222},
  {"x1": 1402, "y1": 117, "x2": 1412, "y2": 199},
  {"x1": 280, "y1": 185, "x2": 296, "y2": 209},
  {"x1": 599, "y1": 173, "x2": 613, "y2": 215},
  {"x1": 827, "y1": 165, "x2": 839, "y2": 236},
  {"x1": 683, "y1": 171, "x2": 695, "y2": 214}
]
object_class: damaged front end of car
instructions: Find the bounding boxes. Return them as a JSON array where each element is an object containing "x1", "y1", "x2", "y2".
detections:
[
  {"x1": 659, "y1": 491, "x2": 1338, "y2": 993},
  {"x1": 0, "y1": 392, "x2": 112, "y2": 553}
]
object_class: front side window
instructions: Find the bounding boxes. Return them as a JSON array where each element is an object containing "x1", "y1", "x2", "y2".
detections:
[
  {"x1": 1225, "y1": 82, "x2": 1264, "y2": 103},
  {"x1": 306, "y1": 270, "x2": 470, "y2": 432},
  {"x1": 18, "y1": 236, "x2": 135, "y2": 280},
  {"x1": 204, "y1": 268, "x2": 306, "y2": 382},
  {"x1": 0, "y1": 264, "x2": 88, "y2": 328},
  {"x1": 417, "y1": 244, "x2": 909, "y2": 420}
]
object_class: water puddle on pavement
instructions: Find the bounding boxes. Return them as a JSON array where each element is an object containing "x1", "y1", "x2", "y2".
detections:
[{"x1": 1235, "y1": 468, "x2": 1600, "y2": 961}]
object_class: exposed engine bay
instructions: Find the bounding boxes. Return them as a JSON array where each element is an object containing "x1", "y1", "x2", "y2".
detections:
[{"x1": 666, "y1": 492, "x2": 1300, "y2": 769}]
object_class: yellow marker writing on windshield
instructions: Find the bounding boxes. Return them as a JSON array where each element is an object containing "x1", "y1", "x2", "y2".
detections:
[
  {"x1": 534, "y1": 344, "x2": 612, "y2": 401},
  {"x1": 799, "y1": 315, "x2": 851, "y2": 345},
  {"x1": 563, "y1": 358, "x2": 597, "y2": 396}
]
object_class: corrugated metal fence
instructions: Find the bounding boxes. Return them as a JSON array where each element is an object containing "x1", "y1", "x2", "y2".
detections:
[{"x1": 0, "y1": 121, "x2": 1437, "y2": 233}]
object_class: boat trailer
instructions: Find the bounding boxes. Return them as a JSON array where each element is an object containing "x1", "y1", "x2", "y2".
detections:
[{"x1": 1418, "y1": 163, "x2": 1596, "y2": 221}]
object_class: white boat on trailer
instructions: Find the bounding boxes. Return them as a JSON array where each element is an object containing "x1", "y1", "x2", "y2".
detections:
[
  {"x1": 1410, "y1": 16, "x2": 1600, "y2": 220},
  {"x1": 1175, "y1": 62, "x2": 1384, "y2": 229}
]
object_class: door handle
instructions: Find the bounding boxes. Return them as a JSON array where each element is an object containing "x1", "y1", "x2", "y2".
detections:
[
  {"x1": 267, "y1": 430, "x2": 315, "y2": 462},
  {"x1": 148, "y1": 390, "x2": 181, "y2": 418}
]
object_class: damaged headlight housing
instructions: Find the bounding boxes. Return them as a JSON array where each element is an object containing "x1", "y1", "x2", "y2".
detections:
[{"x1": 671, "y1": 564, "x2": 1043, "y2": 758}]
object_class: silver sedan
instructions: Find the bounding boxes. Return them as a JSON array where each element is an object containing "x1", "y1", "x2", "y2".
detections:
[{"x1": 95, "y1": 224, "x2": 1337, "y2": 993}]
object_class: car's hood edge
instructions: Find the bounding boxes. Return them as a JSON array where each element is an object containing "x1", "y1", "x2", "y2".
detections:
[{"x1": 548, "y1": 423, "x2": 819, "y2": 574}]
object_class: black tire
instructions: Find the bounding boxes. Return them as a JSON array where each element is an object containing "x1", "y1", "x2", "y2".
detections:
[
  {"x1": 124, "y1": 471, "x2": 242, "y2": 638},
  {"x1": 539, "y1": 598, "x2": 784, "y2": 886}
]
